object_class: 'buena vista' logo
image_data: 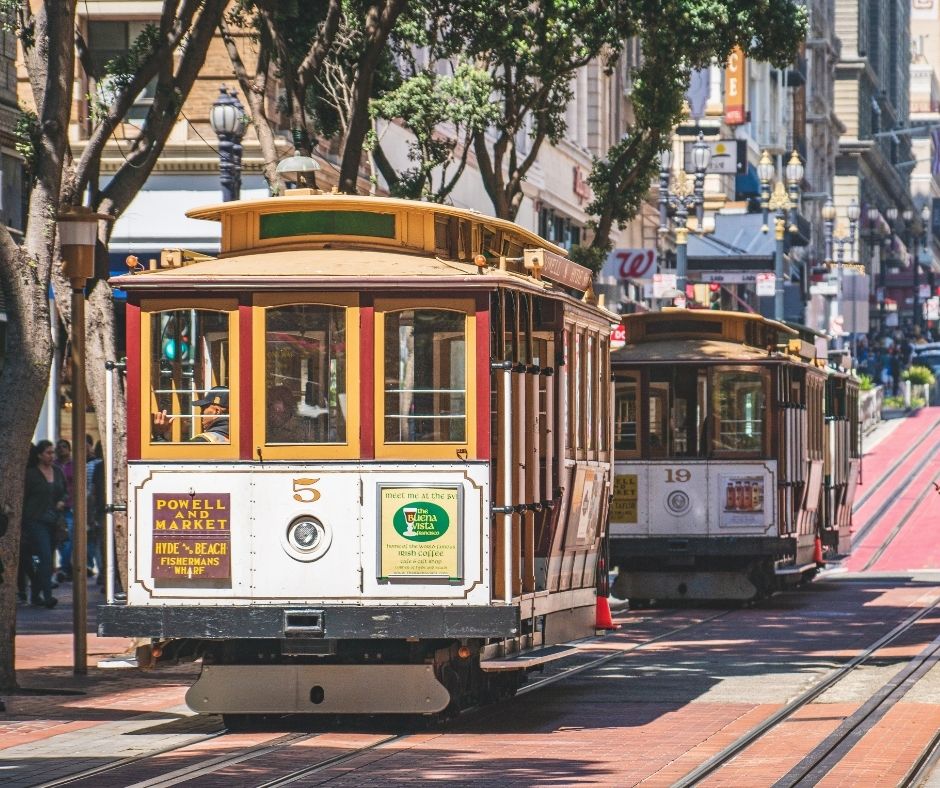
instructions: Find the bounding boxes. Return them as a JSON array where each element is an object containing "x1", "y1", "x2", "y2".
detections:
[{"x1": 393, "y1": 501, "x2": 449, "y2": 542}]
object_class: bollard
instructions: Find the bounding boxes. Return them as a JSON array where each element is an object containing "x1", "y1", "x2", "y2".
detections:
[{"x1": 903, "y1": 379, "x2": 911, "y2": 409}]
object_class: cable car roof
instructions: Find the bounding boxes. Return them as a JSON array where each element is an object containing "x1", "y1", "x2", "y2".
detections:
[{"x1": 612, "y1": 338, "x2": 778, "y2": 363}]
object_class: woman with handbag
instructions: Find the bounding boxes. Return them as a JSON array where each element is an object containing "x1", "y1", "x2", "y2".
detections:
[{"x1": 21, "y1": 440, "x2": 67, "y2": 608}]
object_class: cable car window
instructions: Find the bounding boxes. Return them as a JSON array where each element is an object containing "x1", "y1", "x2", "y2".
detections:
[
  {"x1": 149, "y1": 309, "x2": 233, "y2": 444},
  {"x1": 646, "y1": 365, "x2": 706, "y2": 458},
  {"x1": 264, "y1": 304, "x2": 346, "y2": 444},
  {"x1": 712, "y1": 369, "x2": 766, "y2": 455},
  {"x1": 614, "y1": 376, "x2": 639, "y2": 455},
  {"x1": 384, "y1": 309, "x2": 466, "y2": 443}
]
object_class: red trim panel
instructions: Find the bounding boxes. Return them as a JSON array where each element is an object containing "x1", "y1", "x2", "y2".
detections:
[
  {"x1": 239, "y1": 301, "x2": 253, "y2": 459},
  {"x1": 126, "y1": 301, "x2": 141, "y2": 460},
  {"x1": 475, "y1": 293, "x2": 490, "y2": 460},
  {"x1": 360, "y1": 296, "x2": 375, "y2": 459}
]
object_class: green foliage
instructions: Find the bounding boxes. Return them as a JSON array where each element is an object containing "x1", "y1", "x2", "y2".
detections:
[
  {"x1": 100, "y1": 24, "x2": 160, "y2": 91},
  {"x1": 568, "y1": 244, "x2": 609, "y2": 275},
  {"x1": 857, "y1": 374, "x2": 874, "y2": 392},
  {"x1": 585, "y1": 0, "x2": 807, "y2": 249},
  {"x1": 902, "y1": 365, "x2": 937, "y2": 385},
  {"x1": 14, "y1": 108, "x2": 38, "y2": 180},
  {"x1": 883, "y1": 395, "x2": 926, "y2": 410},
  {"x1": 370, "y1": 62, "x2": 498, "y2": 201}
]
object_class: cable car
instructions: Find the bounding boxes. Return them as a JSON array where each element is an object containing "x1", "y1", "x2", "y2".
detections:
[
  {"x1": 99, "y1": 189, "x2": 615, "y2": 719},
  {"x1": 608, "y1": 309, "x2": 846, "y2": 601}
]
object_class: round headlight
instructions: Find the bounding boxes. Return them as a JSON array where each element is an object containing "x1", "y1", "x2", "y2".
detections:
[
  {"x1": 282, "y1": 516, "x2": 332, "y2": 562},
  {"x1": 289, "y1": 519, "x2": 323, "y2": 551}
]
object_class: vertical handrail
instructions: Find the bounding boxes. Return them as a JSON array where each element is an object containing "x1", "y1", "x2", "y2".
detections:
[
  {"x1": 502, "y1": 367, "x2": 513, "y2": 604},
  {"x1": 104, "y1": 360, "x2": 123, "y2": 603}
]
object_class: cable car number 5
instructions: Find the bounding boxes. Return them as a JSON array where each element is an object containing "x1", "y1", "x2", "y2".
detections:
[
  {"x1": 665, "y1": 468, "x2": 691, "y2": 484},
  {"x1": 292, "y1": 478, "x2": 321, "y2": 503}
]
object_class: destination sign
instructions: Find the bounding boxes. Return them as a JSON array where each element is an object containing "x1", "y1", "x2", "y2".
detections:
[
  {"x1": 151, "y1": 493, "x2": 231, "y2": 580},
  {"x1": 524, "y1": 248, "x2": 593, "y2": 292}
]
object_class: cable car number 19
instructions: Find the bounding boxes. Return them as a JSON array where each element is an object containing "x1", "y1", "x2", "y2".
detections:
[{"x1": 664, "y1": 468, "x2": 691, "y2": 483}]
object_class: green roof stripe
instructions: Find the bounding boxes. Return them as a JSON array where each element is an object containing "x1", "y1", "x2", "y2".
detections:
[{"x1": 260, "y1": 210, "x2": 396, "y2": 240}]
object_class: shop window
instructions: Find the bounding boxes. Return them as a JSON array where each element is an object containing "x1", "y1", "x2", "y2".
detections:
[{"x1": 87, "y1": 21, "x2": 157, "y2": 122}]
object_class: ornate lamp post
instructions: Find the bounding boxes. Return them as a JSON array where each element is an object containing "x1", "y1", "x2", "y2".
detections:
[
  {"x1": 58, "y1": 206, "x2": 112, "y2": 675},
  {"x1": 658, "y1": 132, "x2": 711, "y2": 301},
  {"x1": 821, "y1": 198, "x2": 859, "y2": 347},
  {"x1": 209, "y1": 87, "x2": 248, "y2": 202},
  {"x1": 759, "y1": 150, "x2": 804, "y2": 321},
  {"x1": 918, "y1": 203, "x2": 931, "y2": 332}
]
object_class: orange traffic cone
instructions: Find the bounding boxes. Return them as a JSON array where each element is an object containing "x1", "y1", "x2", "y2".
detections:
[
  {"x1": 595, "y1": 595, "x2": 617, "y2": 630},
  {"x1": 813, "y1": 536, "x2": 824, "y2": 567}
]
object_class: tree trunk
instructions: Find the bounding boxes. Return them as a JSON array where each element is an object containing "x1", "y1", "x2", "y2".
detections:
[{"x1": 0, "y1": 250, "x2": 55, "y2": 691}]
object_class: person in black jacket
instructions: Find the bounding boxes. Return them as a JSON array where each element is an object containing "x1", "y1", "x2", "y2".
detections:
[{"x1": 21, "y1": 441, "x2": 67, "y2": 608}]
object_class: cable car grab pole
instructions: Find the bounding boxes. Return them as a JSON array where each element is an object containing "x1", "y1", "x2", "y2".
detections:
[{"x1": 502, "y1": 367, "x2": 513, "y2": 604}]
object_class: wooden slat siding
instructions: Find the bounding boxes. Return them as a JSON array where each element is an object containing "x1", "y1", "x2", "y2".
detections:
[
  {"x1": 126, "y1": 300, "x2": 141, "y2": 460},
  {"x1": 359, "y1": 296, "x2": 375, "y2": 459},
  {"x1": 475, "y1": 293, "x2": 490, "y2": 460}
]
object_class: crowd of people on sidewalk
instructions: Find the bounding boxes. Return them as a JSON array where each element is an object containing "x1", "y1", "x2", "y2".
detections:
[
  {"x1": 17, "y1": 435, "x2": 108, "y2": 610},
  {"x1": 851, "y1": 325, "x2": 936, "y2": 396}
]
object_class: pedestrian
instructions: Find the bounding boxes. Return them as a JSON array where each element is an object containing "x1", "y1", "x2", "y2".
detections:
[
  {"x1": 54, "y1": 438, "x2": 74, "y2": 582},
  {"x1": 889, "y1": 347, "x2": 902, "y2": 396},
  {"x1": 88, "y1": 442, "x2": 105, "y2": 583},
  {"x1": 21, "y1": 440, "x2": 67, "y2": 608}
]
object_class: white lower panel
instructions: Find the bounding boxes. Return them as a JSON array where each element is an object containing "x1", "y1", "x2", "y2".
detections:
[{"x1": 185, "y1": 663, "x2": 450, "y2": 714}]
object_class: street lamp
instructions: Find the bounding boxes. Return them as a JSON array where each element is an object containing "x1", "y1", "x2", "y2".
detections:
[
  {"x1": 821, "y1": 199, "x2": 859, "y2": 347},
  {"x1": 276, "y1": 129, "x2": 322, "y2": 191},
  {"x1": 209, "y1": 86, "x2": 248, "y2": 202},
  {"x1": 658, "y1": 132, "x2": 711, "y2": 301},
  {"x1": 58, "y1": 206, "x2": 112, "y2": 676},
  {"x1": 759, "y1": 150, "x2": 803, "y2": 321}
]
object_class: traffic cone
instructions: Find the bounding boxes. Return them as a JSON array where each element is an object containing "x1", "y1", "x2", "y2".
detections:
[
  {"x1": 595, "y1": 595, "x2": 617, "y2": 630},
  {"x1": 813, "y1": 536, "x2": 824, "y2": 567}
]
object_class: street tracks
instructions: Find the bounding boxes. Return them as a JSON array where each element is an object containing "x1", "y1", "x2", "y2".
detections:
[{"x1": 672, "y1": 596, "x2": 940, "y2": 787}]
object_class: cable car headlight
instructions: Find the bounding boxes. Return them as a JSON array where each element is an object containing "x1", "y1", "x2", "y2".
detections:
[{"x1": 282, "y1": 516, "x2": 332, "y2": 562}]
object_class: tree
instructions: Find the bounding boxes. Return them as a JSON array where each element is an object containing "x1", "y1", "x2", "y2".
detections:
[
  {"x1": 0, "y1": 0, "x2": 225, "y2": 691},
  {"x1": 221, "y1": 0, "x2": 406, "y2": 194},
  {"x1": 369, "y1": 62, "x2": 498, "y2": 201},
  {"x1": 580, "y1": 0, "x2": 807, "y2": 265}
]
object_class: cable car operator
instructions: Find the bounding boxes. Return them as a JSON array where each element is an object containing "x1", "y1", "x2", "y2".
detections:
[{"x1": 152, "y1": 387, "x2": 230, "y2": 443}]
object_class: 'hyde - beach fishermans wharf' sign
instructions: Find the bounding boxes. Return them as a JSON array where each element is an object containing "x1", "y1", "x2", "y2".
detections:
[{"x1": 152, "y1": 493, "x2": 231, "y2": 579}]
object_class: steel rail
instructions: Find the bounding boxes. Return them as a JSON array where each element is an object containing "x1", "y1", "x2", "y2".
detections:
[
  {"x1": 852, "y1": 416, "x2": 940, "y2": 512},
  {"x1": 125, "y1": 731, "x2": 316, "y2": 788},
  {"x1": 861, "y1": 468, "x2": 940, "y2": 571},
  {"x1": 900, "y1": 726, "x2": 940, "y2": 788},
  {"x1": 253, "y1": 734, "x2": 405, "y2": 788},
  {"x1": 36, "y1": 727, "x2": 230, "y2": 788},
  {"x1": 519, "y1": 609, "x2": 731, "y2": 695},
  {"x1": 672, "y1": 596, "x2": 940, "y2": 788},
  {"x1": 773, "y1": 630, "x2": 940, "y2": 787},
  {"x1": 849, "y1": 425, "x2": 940, "y2": 552}
]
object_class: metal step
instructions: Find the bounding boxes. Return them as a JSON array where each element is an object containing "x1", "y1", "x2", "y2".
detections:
[{"x1": 480, "y1": 638, "x2": 599, "y2": 671}]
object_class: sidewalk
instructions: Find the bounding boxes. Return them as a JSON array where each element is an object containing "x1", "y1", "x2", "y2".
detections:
[{"x1": 1, "y1": 575, "x2": 203, "y2": 785}]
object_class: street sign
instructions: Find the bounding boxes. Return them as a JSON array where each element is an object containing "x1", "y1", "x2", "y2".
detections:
[
  {"x1": 652, "y1": 273, "x2": 677, "y2": 299},
  {"x1": 927, "y1": 297, "x2": 940, "y2": 321},
  {"x1": 809, "y1": 282, "x2": 838, "y2": 296},
  {"x1": 610, "y1": 323, "x2": 626, "y2": 350},
  {"x1": 756, "y1": 272, "x2": 775, "y2": 297},
  {"x1": 683, "y1": 139, "x2": 747, "y2": 175},
  {"x1": 919, "y1": 284, "x2": 932, "y2": 300}
]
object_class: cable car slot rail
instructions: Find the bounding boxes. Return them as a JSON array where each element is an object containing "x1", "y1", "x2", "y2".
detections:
[
  {"x1": 34, "y1": 609, "x2": 728, "y2": 787},
  {"x1": 848, "y1": 417, "x2": 940, "y2": 553},
  {"x1": 672, "y1": 596, "x2": 940, "y2": 788}
]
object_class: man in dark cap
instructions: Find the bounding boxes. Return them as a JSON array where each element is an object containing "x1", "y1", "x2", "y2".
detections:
[{"x1": 153, "y1": 387, "x2": 230, "y2": 443}]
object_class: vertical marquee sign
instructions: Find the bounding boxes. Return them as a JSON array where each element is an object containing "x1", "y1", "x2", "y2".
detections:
[
  {"x1": 724, "y1": 46, "x2": 746, "y2": 126},
  {"x1": 152, "y1": 493, "x2": 231, "y2": 579},
  {"x1": 378, "y1": 485, "x2": 463, "y2": 580}
]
